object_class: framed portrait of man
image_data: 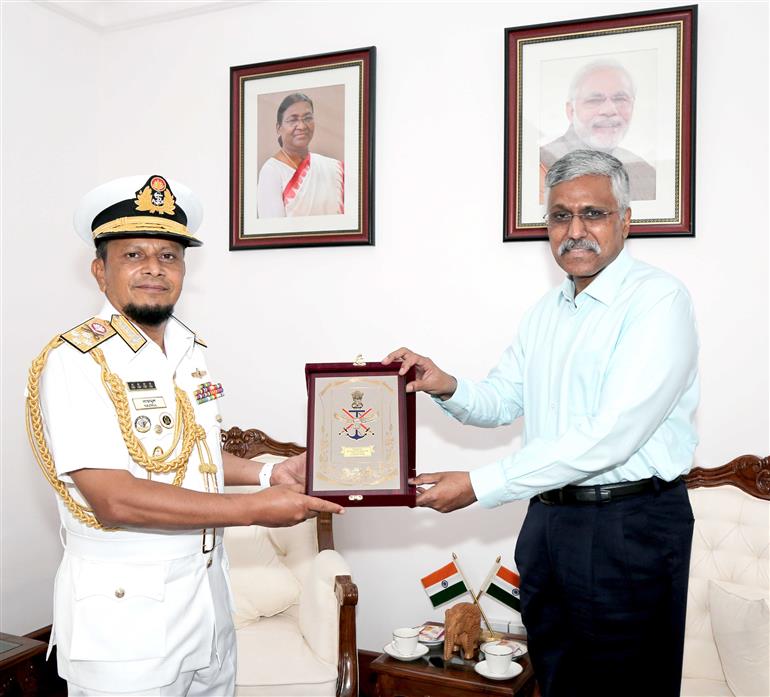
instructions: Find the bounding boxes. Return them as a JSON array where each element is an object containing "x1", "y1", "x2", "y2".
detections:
[
  {"x1": 230, "y1": 47, "x2": 375, "y2": 250},
  {"x1": 305, "y1": 362, "x2": 416, "y2": 507},
  {"x1": 504, "y1": 6, "x2": 697, "y2": 240}
]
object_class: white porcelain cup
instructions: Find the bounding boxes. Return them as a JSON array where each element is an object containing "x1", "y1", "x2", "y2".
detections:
[
  {"x1": 392, "y1": 627, "x2": 419, "y2": 655},
  {"x1": 484, "y1": 643, "x2": 514, "y2": 674}
]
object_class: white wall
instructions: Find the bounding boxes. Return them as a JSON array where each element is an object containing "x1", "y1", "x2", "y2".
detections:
[
  {"x1": 1, "y1": 0, "x2": 102, "y2": 634},
  {"x1": 2, "y1": 1, "x2": 768, "y2": 653}
]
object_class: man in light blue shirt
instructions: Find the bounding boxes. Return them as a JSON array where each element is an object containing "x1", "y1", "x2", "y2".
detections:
[{"x1": 384, "y1": 150, "x2": 698, "y2": 697}]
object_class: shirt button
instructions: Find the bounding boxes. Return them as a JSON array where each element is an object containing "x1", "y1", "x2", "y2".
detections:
[
  {"x1": 215, "y1": 415, "x2": 223, "y2": 423},
  {"x1": 115, "y1": 588, "x2": 125, "y2": 598},
  {"x1": 154, "y1": 425, "x2": 163, "y2": 434}
]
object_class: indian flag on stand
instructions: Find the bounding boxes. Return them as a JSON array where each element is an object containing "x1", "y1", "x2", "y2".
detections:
[
  {"x1": 481, "y1": 562, "x2": 521, "y2": 612},
  {"x1": 420, "y1": 561, "x2": 468, "y2": 608}
]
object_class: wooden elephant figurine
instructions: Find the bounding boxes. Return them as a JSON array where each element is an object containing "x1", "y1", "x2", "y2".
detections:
[{"x1": 443, "y1": 602, "x2": 481, "y2": 661}]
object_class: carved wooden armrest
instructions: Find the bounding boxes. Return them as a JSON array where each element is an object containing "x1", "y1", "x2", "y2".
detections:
[
  {"x1": 220, "y1": 426, "x2": 305, "y2": 460},
  {"x1": 335, "y1": 574, "x2": 358, "y2": 697},
  {"x1": 686, "y1": 454, "x2": 770, "y2": 499}
]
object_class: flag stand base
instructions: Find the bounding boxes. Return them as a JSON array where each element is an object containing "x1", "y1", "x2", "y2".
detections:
[{"x1": 480, "y1": 629, "x2": 502, "y2": 642}]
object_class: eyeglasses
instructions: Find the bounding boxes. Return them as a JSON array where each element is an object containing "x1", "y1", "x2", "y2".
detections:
[
  {"x1": 543, "y1": 209, "x2": 618, "y2": 229},
  {"x1": 282, "y1": 115, "x2": 314, "y2": 126}
]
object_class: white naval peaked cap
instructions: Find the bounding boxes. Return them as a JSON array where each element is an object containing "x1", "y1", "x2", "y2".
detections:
[{"x1": 73, "y1": 174, "x2": 204, "y2": 247}]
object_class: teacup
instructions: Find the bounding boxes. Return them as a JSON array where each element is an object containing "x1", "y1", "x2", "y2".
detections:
[
  {"x1": 392, "y1": 627, "x2": 419, "y2": 655},
  {"x1": 484, "y1": 642, "x2": 514, "y2": 674}
]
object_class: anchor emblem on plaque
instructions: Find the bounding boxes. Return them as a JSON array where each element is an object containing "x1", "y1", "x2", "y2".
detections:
[{"x1": 335, "y1": 390, "x2": 377, "y2": 440}]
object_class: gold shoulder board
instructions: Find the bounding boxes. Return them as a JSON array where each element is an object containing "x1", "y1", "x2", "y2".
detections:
[
  {"x1": 61, "y1": 318, "x2": 117, "y2": 353},
  {"x1": 110, "y1": 315, "x2": 147, "y2": 353}
]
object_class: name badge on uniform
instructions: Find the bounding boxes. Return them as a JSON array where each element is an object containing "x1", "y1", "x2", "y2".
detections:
[
  {"x1": 132, "y1": 396, "x2": 167, "y2": 410},
  {"x1": 194, "y1": 382, "x2": 224, "y2": 405}
]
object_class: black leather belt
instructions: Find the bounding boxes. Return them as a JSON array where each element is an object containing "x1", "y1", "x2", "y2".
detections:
[{"x1": 537, "y1": 476, "x2": 682, "y2": 505}]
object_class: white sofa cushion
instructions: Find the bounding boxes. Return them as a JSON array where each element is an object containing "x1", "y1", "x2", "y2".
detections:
[
  {"x1": 299, "y1": 549, "x2": 351, "y2": 665},
  {"x1": 709, "y1": 580, "x2": 769, "y2": 697},
  {"x1": 680, "y1": 677, "x2": 735, "y2": 696},
  {"x1": 226, "y1": 523, "x2": 302, "y2": 627},
  {"x1": 683, "y1": 484, "x2": 770, "y2": 695},
  {"x1": 234, "y1": 613, "x2": 337, "y2": 696}
]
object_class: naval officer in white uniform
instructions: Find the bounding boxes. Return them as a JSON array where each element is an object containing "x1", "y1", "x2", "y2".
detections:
[{"x1": 26, "y1": 174, "x2": 344, "y2": 695}]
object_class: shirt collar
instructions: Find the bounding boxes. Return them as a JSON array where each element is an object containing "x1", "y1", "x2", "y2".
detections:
[{"x1": 559, "y1": 247, "x2": 634, "y2": 307}]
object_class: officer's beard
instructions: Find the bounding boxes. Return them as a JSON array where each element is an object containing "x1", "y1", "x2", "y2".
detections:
[{"x1": 123, "y1": 303, "x2": 175, "y2": 327}]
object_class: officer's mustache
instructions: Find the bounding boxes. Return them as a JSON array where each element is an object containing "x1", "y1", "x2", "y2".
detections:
[{"x1": 558, "y1": 238, "x2": 602, "y2": 256}]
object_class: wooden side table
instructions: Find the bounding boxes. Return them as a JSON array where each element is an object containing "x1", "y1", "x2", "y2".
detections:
[
  {"x1": 0, "y1": 633, "x2": 49, "y2": 697},
  {"x1": 371, "y1": 638, "x2": 536, "y2": 697}
]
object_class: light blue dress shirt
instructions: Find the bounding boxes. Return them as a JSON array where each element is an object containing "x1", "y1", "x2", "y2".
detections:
[{"x1": 436, "y1": 248, "x2": 699, "y2": 507}]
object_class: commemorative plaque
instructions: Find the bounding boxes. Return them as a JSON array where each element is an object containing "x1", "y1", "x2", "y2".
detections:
[{"x1": 305, "y1": 362, "x2": 416, "y2": 507}]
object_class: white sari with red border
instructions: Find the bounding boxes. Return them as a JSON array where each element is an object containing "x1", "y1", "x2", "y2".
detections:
[{"x1": 256, "y1": 153, "x2": 344, "y2": 218}]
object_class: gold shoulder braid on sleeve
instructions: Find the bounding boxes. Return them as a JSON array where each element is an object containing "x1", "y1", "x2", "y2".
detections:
[{"x1": 26, "y1": 333, "x2": 216, "y2": 530}]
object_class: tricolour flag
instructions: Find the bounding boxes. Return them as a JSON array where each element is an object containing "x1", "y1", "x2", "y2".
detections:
[
  {"x1": 420, "y1": 561, "x2": 468, "y2": 608},
  {"x1": 483, "y1": 564, "x2": 521, "y2": 612}
]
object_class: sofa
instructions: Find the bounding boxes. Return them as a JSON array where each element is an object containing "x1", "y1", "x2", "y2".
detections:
[
  {"x1": 221, "y1": 426, "x2": 358, "y2": 697},
  {"x1": 681, "y1": 455, "x2": 769, "y2": 697}
]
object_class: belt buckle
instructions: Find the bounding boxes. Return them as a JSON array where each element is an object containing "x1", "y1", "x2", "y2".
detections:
[{"x1": 575, "y1": 487, "x2": 611, "y2": 503}]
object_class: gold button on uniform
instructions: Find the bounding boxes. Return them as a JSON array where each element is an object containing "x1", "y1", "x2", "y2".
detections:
[
  {"x1": 115, "y1": 588, "x2": 125, "y2": 598},
  {"x1": 215, "y1": 415, "x2": 223, "y2": 423},
  {"x1": 154, "y1": 425, "x2": 163, "y2": 434}
]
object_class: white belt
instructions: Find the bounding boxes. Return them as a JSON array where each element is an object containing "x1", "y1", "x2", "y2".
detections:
[{"x1": 64, "y1": 529, "x2": 221, "y2": 562}]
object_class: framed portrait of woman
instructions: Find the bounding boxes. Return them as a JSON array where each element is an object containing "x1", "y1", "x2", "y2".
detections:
[
  {"x1": 230, "y1": 47, "x2": 375, "y2": 250},
  {"x1": 504, "y1": 6, "x2": 697, "y2": 241}
]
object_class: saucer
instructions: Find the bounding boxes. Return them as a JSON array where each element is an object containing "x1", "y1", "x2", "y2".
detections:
[
  {"x1": 418, "y1": 636, "x2": 444, "y2": 647},
  {"x1": 480, "y1": 639, "x2": 528, "y2": 659},
  {"x1": 474, "y1": 659, "x2": 523, "y2": 681},
  {"x1": 384, "y1": 641, "x2": 429, "y2": 661}
]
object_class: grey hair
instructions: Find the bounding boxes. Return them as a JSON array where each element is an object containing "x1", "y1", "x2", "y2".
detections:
[
  {"x1": 95, "y1": 238, "x2": 109, "y2": 260},
  {"x1": 567, "y1": 59, "x2": 636, "y2": 102},
  {"x1": 544, "y1": 149, "x2": 631, "y2": 213}
]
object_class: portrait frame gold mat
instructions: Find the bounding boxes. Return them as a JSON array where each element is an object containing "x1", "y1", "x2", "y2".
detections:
[
  {"x1": 305, "y1": 362, "x2": 416, "y2": 507},
  {"x1": 230, "y1": 47, "x2": 375, "y2": 250},
  {"x1": 504, "y1": 5, "x2": 697, "y2": 241}
]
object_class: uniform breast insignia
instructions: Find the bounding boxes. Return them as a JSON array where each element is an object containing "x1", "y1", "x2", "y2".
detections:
[
  {"x1": 110, "y1": 315, "x2": 147, "y2": 353},
  {"x1": 194, "y1": 382, "x2": 224, "y2": 404},
  {"x1": 191, "y1": 368, "x2": 207, "y2": 379},
  {"x1": 159, "y1": 412, "x2": 174, "y2": 429},
  {"x1": 134, "y1": 415, "x2": 151, "y2": 433},
  {"x1": 61, "y1": 317, "x2": 117, "y2": 353},
  {"x1": 127, "y1": 381, "x2": 157, "y2": 391}
]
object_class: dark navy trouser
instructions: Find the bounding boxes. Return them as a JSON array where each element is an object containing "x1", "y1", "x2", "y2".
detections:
[{"x1": 515, "y1": 481, "x2": 694, "y2": 697}]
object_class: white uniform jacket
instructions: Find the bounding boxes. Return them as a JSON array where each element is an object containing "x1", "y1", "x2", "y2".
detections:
[{"x1": 38, "y1": 300, "x2": 235, "y2": 693}]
